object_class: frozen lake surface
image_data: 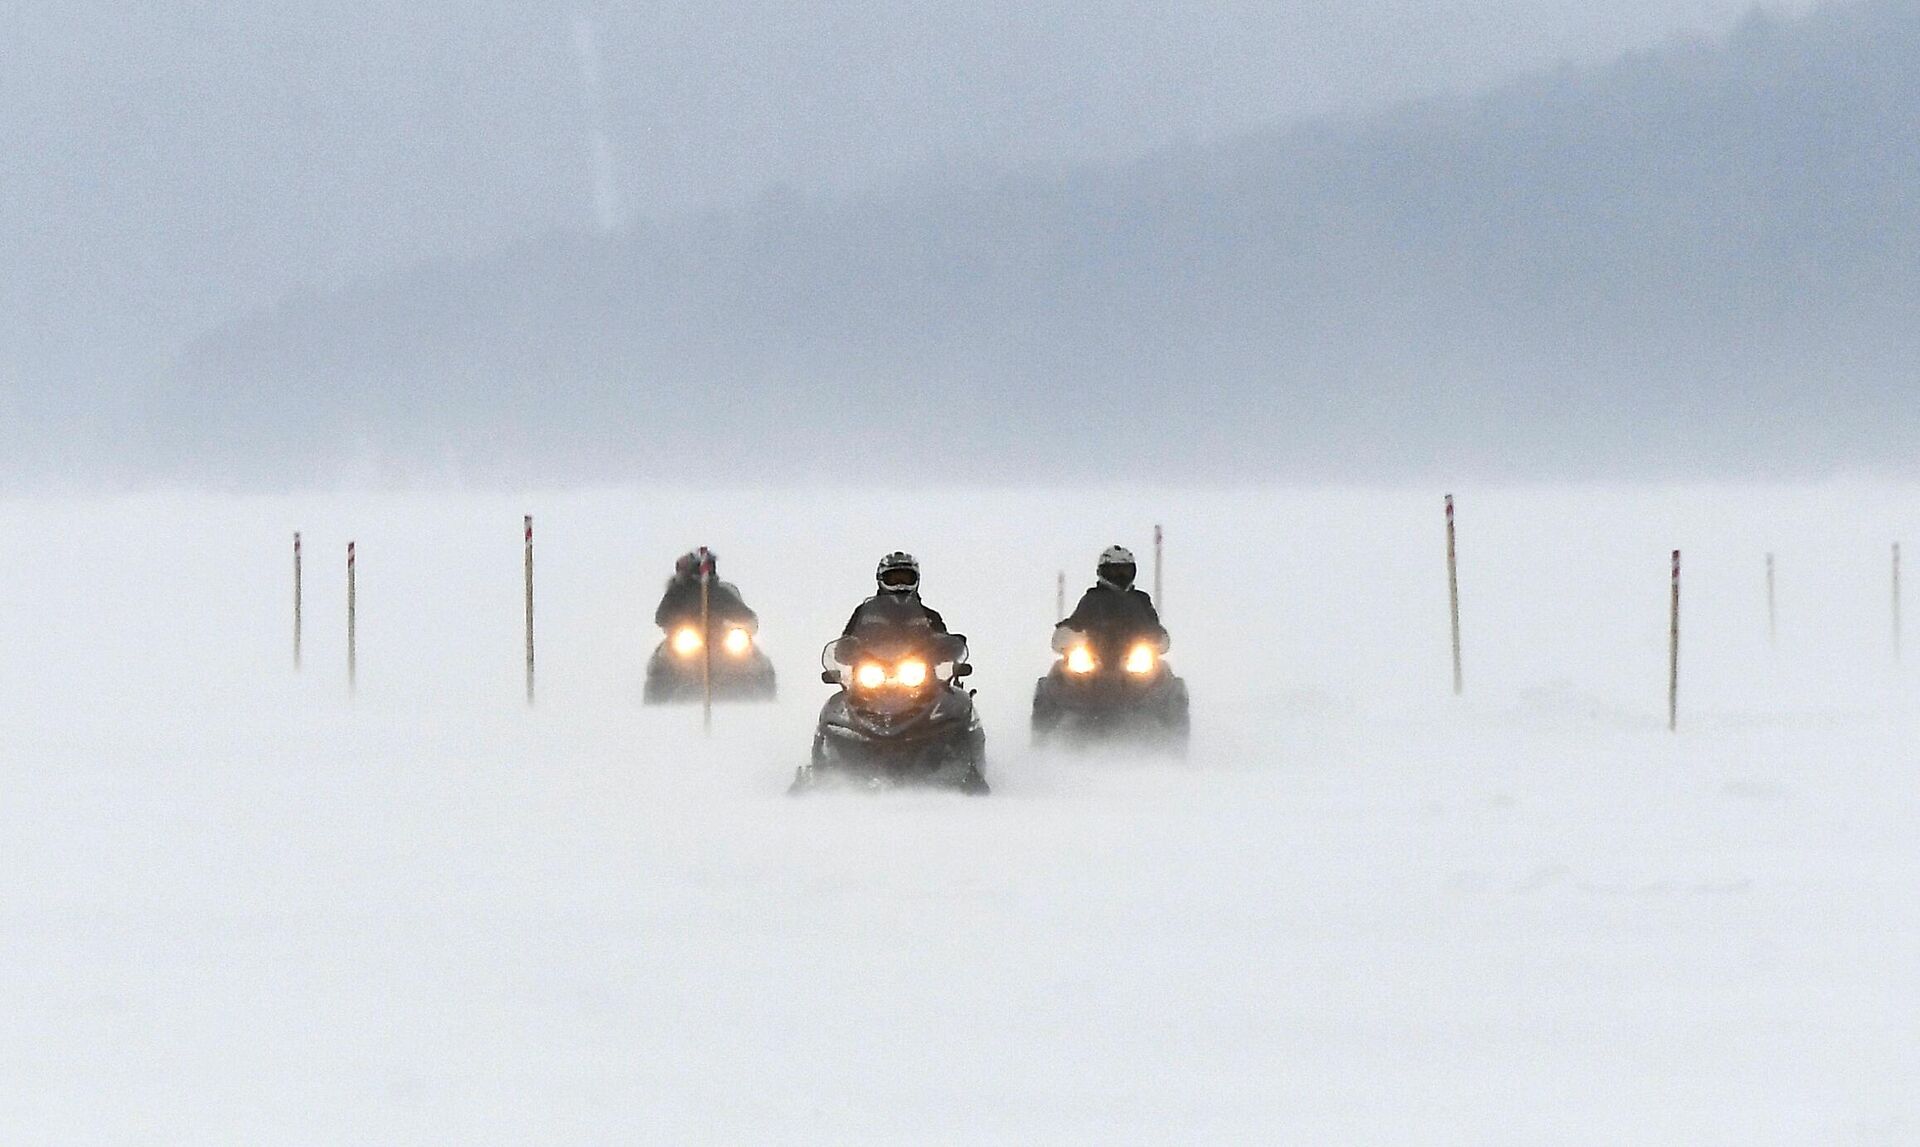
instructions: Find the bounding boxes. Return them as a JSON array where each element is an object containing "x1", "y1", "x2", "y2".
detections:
[{"x1": 2, "y1": 485, "x2": 1915, "y2": 1142}]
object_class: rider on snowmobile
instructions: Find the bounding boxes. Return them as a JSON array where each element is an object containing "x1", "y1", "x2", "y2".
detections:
[
  {"x1": 800, "y1": 551, "x2": 987, "y2": 794},
  {"x1": 654, "y1": 549, "x2": 757, "y2": 631},
  {"x1": 837, "y1": 552, "x2": 963, "y2": 660},
  {"x1": 1032, "y1": 544, "x2": 1186, "y2": 749},
  {"x1": 1059, "y1": 545, "x2": 1166, "y2": 647}
]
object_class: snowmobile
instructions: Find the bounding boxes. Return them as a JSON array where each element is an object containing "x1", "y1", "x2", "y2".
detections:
[
  {"x1": 1030, "y1": 625, "x2": 1189, "y2": 751},
  {"x1": 791, "y1": 626, "x2": 988, "y2": 794},
  {"x1": 643, "y1": 616, "x2": 777, "y2": 703}
]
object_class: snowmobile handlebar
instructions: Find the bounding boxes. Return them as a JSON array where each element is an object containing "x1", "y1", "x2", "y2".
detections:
[
  {"x1": 1051, "y1": 623, "x2": 1169, "y2": 655},
  {"x1": 661, "y1": 613, "x2": 757, "y2": 636},
  {"x1": 820, "y1": 635, "x2": 971, "y2": 688}
]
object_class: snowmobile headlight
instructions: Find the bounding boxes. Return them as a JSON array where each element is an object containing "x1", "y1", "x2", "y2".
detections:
[
  {"x1": 855, "y1": 662, "x2": 888, "y2": 690},
  {"x1": 895, "y1": 659, "x2": 928, "y2": 688},
  {"x1": 672, "y1": 627, "x2": 703, "y2": 656},
  {"x1": 1124, "y1": 643, "x2": 1156, "y2": 675},
  {"x1": 723, "y1": 627, "x2": 752, "y2": 656},
  {"x1": 1065, "y1": 646, "x2": 1096, "y2": 675}
]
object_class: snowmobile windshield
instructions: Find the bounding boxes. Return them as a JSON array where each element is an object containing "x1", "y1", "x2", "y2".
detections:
[
  {"x1": 660, "y1": 611, "x2": 756, "y2": 635},
  {"x1": 822, "y1": 634, "x2": 968, "y2": 688},
  {"x1": 1053, "y1": 622, "x2": 1168, "y2": 658}
]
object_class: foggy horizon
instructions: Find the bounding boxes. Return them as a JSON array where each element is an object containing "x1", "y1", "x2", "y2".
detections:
[{"x1": 3, "y1": 0, "x2": 1908, "y2": 488}]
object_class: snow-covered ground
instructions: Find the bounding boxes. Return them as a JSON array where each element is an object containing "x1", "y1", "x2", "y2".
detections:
[{"x1": 2, "y1": 485, "x2": 1915, "y2": 1143}]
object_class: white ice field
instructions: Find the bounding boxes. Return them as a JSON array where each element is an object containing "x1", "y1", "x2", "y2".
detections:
[{"x1": 2, "y1": 484, "x2": 1914, "y2": 1143}]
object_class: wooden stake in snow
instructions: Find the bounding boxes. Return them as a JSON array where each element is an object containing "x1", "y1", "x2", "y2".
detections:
[
  {"x1": 1056, "y1": 570, "x2": 1065, "y2": 620},
  {"x1": 524, "y1": 515, "x2": 536, "y2": 706},
  {"x1": 293, "y1": 532, "x2": 304, "y2": 671},
  {"x1": 1894, "y1": 543, "x2": 1903, "y2": 663},
  {"x1": 347, "y1": 541, "x2": 358, "y2": 696},
  {"x1": 1668, "y1": 549, "x2": 1681, "y2": 732},
  {"x1": 1153, "y1": 524, "x2": 1164, "y2": 615},
  {"x1": 1446, "y1": 495, "x2": 1463, "y2": 696},
  {"x1": 1766, "y1": 552, "x2": 1776, "y2": 648},
  {"x1": 699, "y1": 547, "x2": 714, "y2": 736}
]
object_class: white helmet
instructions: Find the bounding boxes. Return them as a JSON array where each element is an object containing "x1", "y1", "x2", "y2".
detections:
[
  {"x1": 1097, "y1": 545, "x2": 1137, "y2": 590},
  {"x1": 876, "y1": 551, "x2": 921, "y2": 594}
]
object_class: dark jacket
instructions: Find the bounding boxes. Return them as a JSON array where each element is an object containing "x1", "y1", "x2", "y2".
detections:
[
  {"x1": 655, "y1": 575, "x2": 756, "y2": 631},
  {"x1": 837, "y1": 592, "x2": 962, "y2": 660},
  {"x1": 1061, "y1": 583, "x2": 1166, "y2": 651}
]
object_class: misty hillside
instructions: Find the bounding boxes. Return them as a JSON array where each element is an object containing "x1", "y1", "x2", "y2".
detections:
[
  {"x1": 6, "y1": 0, "x2": 1785, "y2": 386},
  {"x1": 160, "y1": 1, "x2": 1920, "y2": 482}
]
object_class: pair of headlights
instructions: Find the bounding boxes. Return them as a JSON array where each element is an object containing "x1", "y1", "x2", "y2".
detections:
[
  {"x1": 853, "y1": 659, "x2": 929, "y2": 690},
  {"x1": 672, "y1": 626, "x2": 753, "y2": 657},
  {"x1": 848, "y1": 645, "x2": 1153, "y2": 687},
  {"x1": 1064, "y1": 643, "x2": 1156, "y2": 676}
]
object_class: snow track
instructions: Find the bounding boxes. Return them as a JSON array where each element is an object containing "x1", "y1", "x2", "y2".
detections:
[{"x1": 1, "y1": 486, "x2": 1915, "y2": 1142}]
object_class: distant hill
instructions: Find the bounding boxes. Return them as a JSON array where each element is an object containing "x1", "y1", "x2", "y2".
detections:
[{"x1": 158, "y1": 0, "x2": 1920, "y2": 483}]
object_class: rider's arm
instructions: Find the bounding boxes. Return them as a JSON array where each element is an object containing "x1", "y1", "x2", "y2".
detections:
[
  {"x1": 1061, "y1": 589, "x2": 1099, "y2": 629},
  {"x1": 1132, "y1": 590, "x2": 1169, "y2": 644},
  {"x1": 654, "y1": 581, "x2": 685, "y2": 629},
  {"x1": 714, "y1": 583, "x2": 757, "y2": 630},
  {"x1": 832, "y1": 604, "x2": 870, "y2": 664}
]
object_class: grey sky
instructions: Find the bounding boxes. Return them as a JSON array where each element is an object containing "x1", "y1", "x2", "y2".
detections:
[
  {"x1": 574, "y1": 0, "x2": 1819, "y2": 218},
  {"x1": 4, "y1": 0, "x2": 1818, "y2": 378}
]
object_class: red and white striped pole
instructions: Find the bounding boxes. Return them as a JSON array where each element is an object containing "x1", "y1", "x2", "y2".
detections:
[
  {"x1": 1668, "y1": 549, "x2": 1681, "y2": 732},
  {"x1": 524, "y1": 515, "x2": 536, "y2": 706},
  {"x1": 293, "y1": 532, "x2": 303, "y2": 671},
  {"x1": 1056, "y1": 570, "x2": 1065, "y2": 620},
  {"x1": 1446, "y1": 495, "x2": 1462, "y2": 695},
  {"x1": 347, "y1": 541, "x2": 358, "y2": 696}
]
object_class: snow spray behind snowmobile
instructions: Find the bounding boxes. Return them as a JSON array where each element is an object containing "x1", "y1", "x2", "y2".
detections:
[{"x1": 792, "y1": 625, "x2": 987, "y2": 794}]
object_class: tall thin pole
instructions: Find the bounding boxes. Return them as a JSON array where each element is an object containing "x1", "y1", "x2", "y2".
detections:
[
  {"x1": 293, "y1": 532, "x2": 303, "y2": 671},
  {"x1": 524, "y1": 515, "x2": 536, "y2": 706},
  {"x1": 1766, "y1": 552, "x2": 1776, "y2": 647},
  {"x1": 699, "y1": 548, "x2": 713, "y2": 735},
  {"x1": 1056, "y1": 570, "x2": 1065, "y2": 620},
  {"x1": 1446, "y1": 495, "x2": 1462, "y2": 696},
  {"x1": 347, "y1": 541, "x2": 358, "y2": 696},
  {"x1": 1153, "y1": 524, "x2": 1164, "y2": 613},
  {"x1": 1894, "y1": 543, "x2": 1903, "y2": 663},
  {"x1": 1669, "y1": 549, "x2": 1681, "y2": 732}
]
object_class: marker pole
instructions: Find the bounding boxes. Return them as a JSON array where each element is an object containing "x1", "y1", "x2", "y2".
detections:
[
  {"x1": 1766, "y1": 552, "x2": 1776, "y2": 648},
  {"x1": 347, "y1": 541, "x2": 358, "y2": 696},
  {"x1": 524, "y1": 515, "x2": 536, "y2": 706},
  {"x1": 699, "y1": 548, "x2": 713, "y2": 735},
  {"x1": 1446, "y1": 495, "x2": 1462, "y2": 696},
  {"x1": 293, "y1": 532, "x2": 303, "y2": 671},
  {"x1": 1153, "y1": 524, "x2": 1164, "y2": 614},
  {"x1": 1668, "y1": 550, "x2": 1681, "y2": 732}
]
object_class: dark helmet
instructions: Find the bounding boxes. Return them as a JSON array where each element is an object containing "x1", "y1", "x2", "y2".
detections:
[
  {"x1": 876, "y1": 551, "x2": 920, "y2": 594},
  {"x1": 675, "y1": 549, "x2": 715, "y2": 578},
  {"x1": 1096, "y1": 544, "x2": 1137, "y2": 591}
]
